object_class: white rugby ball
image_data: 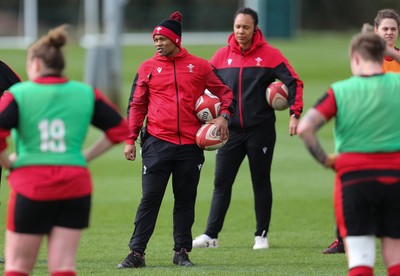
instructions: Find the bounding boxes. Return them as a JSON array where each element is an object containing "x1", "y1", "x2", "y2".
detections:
[
  {"x1": 266, "y1": 81, "x2": 289, "y2": 111},
  {"x1": 196, "y1": 123, "x2": 227, "y2": 151},
  {"x1": 195, "y1": 90, "x2": 221, "y2": 123}
]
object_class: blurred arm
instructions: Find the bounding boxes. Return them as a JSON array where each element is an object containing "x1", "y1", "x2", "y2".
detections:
[
  {"x1": 84, "y1": 135, "x2": 114, "y2": 162},
  {"x1": 385, "y1": 47, "x2": 400, "y2": 63},
  {"x1": 297, "y1": 108, "x2": 334, "y2": 168}
]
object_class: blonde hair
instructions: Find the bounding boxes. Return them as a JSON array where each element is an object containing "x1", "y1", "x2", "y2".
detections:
[{"x1": 28, "y1": 25, "x2": 68, "y2": 74}]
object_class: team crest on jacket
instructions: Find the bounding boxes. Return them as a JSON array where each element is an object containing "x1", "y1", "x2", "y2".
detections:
[
  {"x1": 227, "y1": 58, "x2": 232, "y2": 65},
  {"x1": 255, "y1": 57, "x2": 262, "y2": 66},
  {"x1": 187, "y1": 64, "x2": 194, "y2": 72},
  {"x1": 156, "y1": 67, "x2": 162, "y2": 73}
]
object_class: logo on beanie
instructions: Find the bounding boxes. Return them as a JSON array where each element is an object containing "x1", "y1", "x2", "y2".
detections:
[{"x1": 152, "y1": 11, "x2": 183, "y2": 48}]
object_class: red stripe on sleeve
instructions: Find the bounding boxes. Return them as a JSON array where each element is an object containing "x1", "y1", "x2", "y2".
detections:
[
  {"x1": 0, "y1": 92, "x2": 15, "y2": 112},
  {"x1": 105, "y1": 119, "x2": 129, "y2": 144},
  {"x1": 314, "y1": 88, "x2": 337, "y2": 120}
]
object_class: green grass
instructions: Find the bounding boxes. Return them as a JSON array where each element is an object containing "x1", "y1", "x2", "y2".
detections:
[{"x1": 0, "y1": 32, "x2": 389, "y2": 275}]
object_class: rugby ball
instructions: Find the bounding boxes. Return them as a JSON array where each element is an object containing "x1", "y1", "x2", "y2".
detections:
[
  {"x1": 196, "y1": 123, "x2": 227, "y2": 151},
  {"x1": 195, "y1": 90, "x2": 221, "y2": 123},
  {"x1": 266, "y1": 81, "x2": 289, "y2": 111}
]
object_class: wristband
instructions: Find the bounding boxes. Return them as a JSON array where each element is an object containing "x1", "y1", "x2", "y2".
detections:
[{"x1": 219, "y1": 113, "x2": 230, "y2": 121}]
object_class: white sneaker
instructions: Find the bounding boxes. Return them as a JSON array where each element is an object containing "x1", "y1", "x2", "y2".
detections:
[
  {"x1": 192, "y1": 234, "x2": 218, "y2": 248},
  {"x1": 253, "y1": 236, "x2": 269, "y2": 250}
]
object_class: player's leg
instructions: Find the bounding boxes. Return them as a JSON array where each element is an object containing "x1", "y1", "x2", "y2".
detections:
[
  {"x1": 47, "y1": 227, "x2": 81, "y2": 275},
  {"x1": 204, "y1": 130, "x2": 246, "y2": 238},
  {"x1": 118, "y1": 136, "x2": 173, "y2": 269},
  {"x1": 334, "y1": 168, "x2": 377, "y2": 276},
  {"x1": 379, "y1": 179, "x2": 400, "y2": 275},
  {"x1": 47, "y1": 195, "x2": 90, "y2": 275},
  {"x1": 381, "y1": 237, "x2": 400, "y2": 275},
  {"x1": 0, "y1": 165, "x2": 3, "y2": 264},
  {"x1": 336, "y1": 154, "x2": 400, "y2": 275},
  {"x1": 193, "y1": 130, "x2": 245, "y2": 248},
  {"x1": 5, "y1": 191, "x2": 51, "y2": 275},
  {"x1": 128, "y1": 136, "x2": 173, "y2": 252},
  {"x1": 4, "y1": 230, "x2": 42, "y2": 275},
  {"x1": 0, "y1": 166, "x2": 2, "y2": 192},
  {"x1": 345, "y1": 235, "x2": 375, "y2": 276},
  {"x1": 171, "y1": 144, "x2": 204, "y2": 266},
  {"x1": 171, "y1": 144, "x2": 204, "y2": 249},
  {"x1": 246, "y1": 125, "x2": 275, "y2": 249}
]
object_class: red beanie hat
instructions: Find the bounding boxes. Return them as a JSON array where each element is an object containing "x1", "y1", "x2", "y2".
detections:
[{"x1": 152, "y1": 11, "x2": 183, "y2": 48}]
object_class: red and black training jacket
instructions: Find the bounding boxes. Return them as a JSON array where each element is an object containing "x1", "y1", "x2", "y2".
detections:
[{"x1": 210, "y1": 29, "x2": 304, "y2": 129}]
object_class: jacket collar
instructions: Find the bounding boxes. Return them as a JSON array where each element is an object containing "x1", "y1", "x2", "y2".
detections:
[
  {"x1": 227, "y1": 29, "x2": 268, "y2": 55},
  {"x1": 153, "y1": 47, "x2": 189, "y2": 61},
  {"x1": 33, "y1": 75, "x2": 68, "y2": 84}
]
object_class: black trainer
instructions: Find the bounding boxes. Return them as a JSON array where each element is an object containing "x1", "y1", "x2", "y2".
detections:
[
  {"x1": 322, "y1": 239, "x2": 345, "y2": 254},
  {"x1": 173, "y1": 248, "x2": 194, "y2": 267},
  {"x1": 117, "y1": 251, "x2": 146, "y2": 269}
]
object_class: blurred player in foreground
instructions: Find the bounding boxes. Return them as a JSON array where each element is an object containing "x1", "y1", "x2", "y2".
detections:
[
  {"x1": 0, "y1": 61, "x2": 21, "y2": 94},
  {"x1": 0, "y1": 61, "x2": 21, "y2": 263},
  {"x1": 298, "y1": 32, "x2": 400, "y2": 276},
  {"x1": 0, "y1": 25, "x2": 128, "y2": 276},
  {"x1": 324, "y1": 8, "x2": 400, "y2": 255}
]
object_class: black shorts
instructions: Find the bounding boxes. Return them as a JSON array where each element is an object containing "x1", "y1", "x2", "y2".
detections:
[
  {"x1": 8, "y1": 191, "x2": 91, "y2": 234},
  {"x1": 336, "y1": 169, "x2": 400, "y2": 238}
]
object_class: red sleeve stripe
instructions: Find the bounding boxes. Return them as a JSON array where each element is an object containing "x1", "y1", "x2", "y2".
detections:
[
  {"x1": 314, "y1": 88, "x2": 337, "y2": 120},
  {"x1": 105, "y1": 118, "x2": 129, "y2": 144},
  {"x1": 0, "y1": 92, "x2": 15, "y2": 112}
]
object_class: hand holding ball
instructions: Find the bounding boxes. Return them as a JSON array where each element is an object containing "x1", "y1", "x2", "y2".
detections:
[
  {"x1": 266, "y1": 81, "x2": 289, "y2": 111},
  {"x1": 196, "y1": 123, "x2": 227, "y2": 151},
  {"x1": 195, "y1": 90, "x2": 221, "y2": 123}
]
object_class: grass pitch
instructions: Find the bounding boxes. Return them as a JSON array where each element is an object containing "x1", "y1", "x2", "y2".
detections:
[{"x1": 0, "y1": 31, "x2": 389, "y2": 275}]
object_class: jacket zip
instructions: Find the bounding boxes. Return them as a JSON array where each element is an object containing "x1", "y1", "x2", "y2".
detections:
[
  {"x1": 173, "y1": 60, "x2": 182, "y2": 144},
  {"x1": 239, "y1": 50, "x2": 245, "y2": 128}
]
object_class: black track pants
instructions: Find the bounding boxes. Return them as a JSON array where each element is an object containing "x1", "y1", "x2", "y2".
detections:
[
  {"x1": 204, "y1": 125, "x2": 276, "y2": 238},
  {"x1": 128, "y1": 135, "x2": 205, "y2": 253}
]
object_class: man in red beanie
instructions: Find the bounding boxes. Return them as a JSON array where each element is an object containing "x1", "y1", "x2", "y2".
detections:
[{"x1": 117, "y1": 11, "x2": 236, "y2": 269}]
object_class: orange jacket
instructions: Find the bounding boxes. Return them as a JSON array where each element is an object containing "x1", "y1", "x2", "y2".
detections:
[{"x1": 383, "y1": 47, "x2": 400, "y2": 73}]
